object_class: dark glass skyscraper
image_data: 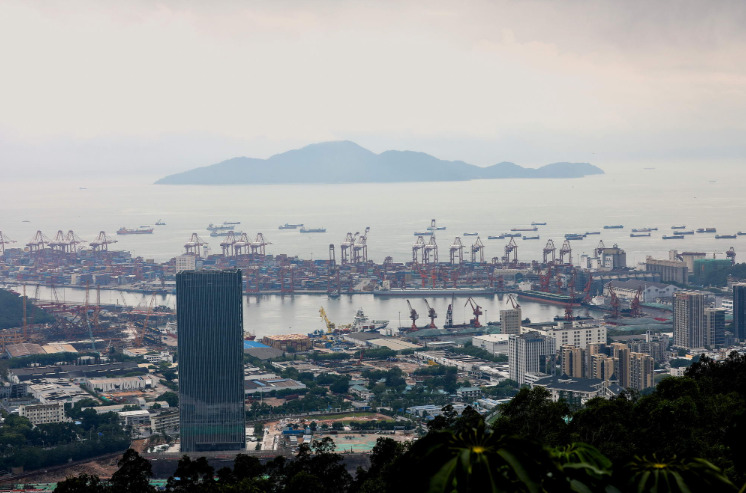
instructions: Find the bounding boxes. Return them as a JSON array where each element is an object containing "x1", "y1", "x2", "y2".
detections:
[
  {"x1": 177, "y1": 269, "x2": 245, "y2": 452},
  {"x1": 734, "y1": 283, "x2": 746, "y2": 341}
]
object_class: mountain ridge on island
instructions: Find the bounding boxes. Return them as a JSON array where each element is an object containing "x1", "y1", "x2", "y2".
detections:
[{"x1": 154, "y1": 141, "x2": 604, "y2": 185}]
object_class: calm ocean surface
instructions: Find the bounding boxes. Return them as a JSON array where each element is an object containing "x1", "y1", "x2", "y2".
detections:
[{"x1": 2, "y1": 162, "x2": 742, "y2": 336}]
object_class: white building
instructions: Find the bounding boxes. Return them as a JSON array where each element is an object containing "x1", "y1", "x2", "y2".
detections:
[
  {"x1": 471, "y1": 334, "x2": 511, "y2": 355},
  {"x1": 175, "y1": 254, "x2": 197, "y2": 273},
  {"x1": 18, "y1": 402, "x2": 66, "y2": 425},
  {"x1": 500, "y1": 307, "x2": 522, "y2": 335},
  {"x1": 605, "y1": 280, "x2": 678, "y2": 302},
  {"x1": 83, "y1": 376, "x2": 155, "y2": 393},
  {"x1": 508, "y1": 332, "x2": 555, "y2": 385},
  {"x1": 523, "y1": 321, "x2": 606, "y2": 350}
]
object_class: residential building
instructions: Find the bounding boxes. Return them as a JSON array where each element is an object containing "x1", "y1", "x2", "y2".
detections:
[
  {"x1": 18, "y1": 402, "x2": 66, "y2": 425},
  {"x1": 629, "y1": 352, "x2": 655, "y2": 390},
  {"x1": 177, "y1": 269, "x2": 245, "y2": 453},
  {"x1": 508, "y1": 332, "x2": 555, "y2": 385},
  {"x1": 175, "y1": 254, "x2": 197, "y2": 273},
  {"x1": 526, "y1": 320, "x2": 606, "y2": 350},
  {"x1": 500, "y1": 306, "x2": 522, "y2": 335},
  {"x1": 673, "y1": 291, "x2": 706, "y2": 349},
  {"x1": 734, "y1": 283, "x2": 746, "y2": 341},
  {"x1": 705, "y1": 308, "x2": 726, "y2": 347},
  {"x1": 151, "y1": 410, "x2": 180, "y2": 434},
  {"x1": 560, "y1": 345, "x2": 585, "y2": 378}
]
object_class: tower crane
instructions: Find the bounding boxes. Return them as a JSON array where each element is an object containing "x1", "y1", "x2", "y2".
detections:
[
  {"x1": 423, "y1": 299, "x2": 437, "y2": 328},
  {"x1": 406, "y1": 300, "x2": 419, "y2": 331},
  {"x1": 608, "y1": 285, "x2": 620, "y2": 319},
  {"x1": 449, "y1": 237, "x2": 464, "y2": 264},
  {"x1": 465, "y1": 297, "x2": 483, "y2": 328},
  {"x1": 135, "y1": 293, "x2": 156, "y2": 347},
  {"x1": 583, "y1": 273, "x2": 593, "y2": 303},
  {"x1": 630, "y1": 286, "x2": 643, "y2": 318},
  {"x1": 542, "y1": 239, "x2": 556, "y2": 264},
  {"x1": 319, "y1": 307, "x2": 335, "y2": 334}
]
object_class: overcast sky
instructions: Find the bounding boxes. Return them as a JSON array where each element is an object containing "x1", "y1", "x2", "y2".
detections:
[{"x1": 1, "y1": 0, "x2": 744, "y2": 178}]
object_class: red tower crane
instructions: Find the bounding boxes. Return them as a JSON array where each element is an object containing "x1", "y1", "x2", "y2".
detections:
[
  {"x1": 609, "y1": 285, "x2": 620, "y2": 319},
  {"x1": 406, "y1": 300, "x2": 419, "y2": 331},
  {"x1": 423, "y1": 299, "x2": 437, "y2": 328},
  {"x1": 630, "y1": 286, "x2": 643, "y2": 317},
  {"x1": 465, "y1": 297, "x2": 483, "y2": 328},
  {"x1": 582, "y1": 273, "x2": 593, "y2": 303},
  {"x1": 540, "y1": 266, "x2": 553, "y2": 292}
]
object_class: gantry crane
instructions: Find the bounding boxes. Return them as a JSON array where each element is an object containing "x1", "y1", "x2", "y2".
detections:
[
  {"x1": 423, "y1": 299, "x2": 437, "y2": 328},
  {"x1": 559, "y1": 240, "x2": 572, "y2": 265},
  {"x1": 90, "y1": 231, "x2": 117, "y2": 252},
  {"x1": 449, "y1": 237, "x2": 464, "y2": 264},
  {"x1": 0, "y1": 231, "x2": 16, "y2": 254},
  {"x1": 352, "y1": 227, "x2": 370, "y2": 263},
  {"x1": 542, "y1": 239, "x2": 556, "y2": 264},
  {"x1": 341, "y1": 232, "x2": 358, "y2": 264},
  {"x1": 504, "y1": 238, "x2": 517, "y2": 265},
  {"x1": 471, "y1": 237, "x2": 485, "y2": 263},
  {"x1": 423, "y1": 236, "x2": 438, "y2": 264},
  {"x1": 406, "y1": 300, "x2": 419, "y2": 331},
  {"x1": 412, "y1": 236, "x2": 425, "y2": 263},
  {"x1": 465, "y1": 297, "x2": 483, "y2": 328}
]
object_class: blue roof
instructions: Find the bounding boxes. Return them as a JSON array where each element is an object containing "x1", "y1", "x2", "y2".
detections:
[{"x1": 244, "y1": 340, "x2": 270, "y2": 349}]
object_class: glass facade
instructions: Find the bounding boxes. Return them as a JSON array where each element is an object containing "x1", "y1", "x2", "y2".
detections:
[{"x1": 177, "y1": 269, "x2": 245, "y2": 452}]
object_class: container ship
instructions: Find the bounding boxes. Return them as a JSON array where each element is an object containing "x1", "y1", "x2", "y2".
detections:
[
  {"x1": 207, "y1": 223, "x2": 234, "y2": 232},
  {"x1": 715, "y1": 234, "x2": 737, "y2": 239},
  {"x1": 662, "y1": 235, "x2": 684, "y2": 240},
  {"x1": 300, "y1": 227, "x2": 326, "y2": 233},
  {"x1": 697, "y1": 228, "x2": 717, "y2": 233},
  {"x1": 117, "y1": 226, "x2": 154, "y2": 235},
  {"x1": 279, "y1": 223, "x2": 303, "y2": 229},
  {"x1": 531, "y1": 222, "x2": 547, "y2": 226},
  {"x1": 630, "y1": 233, "x2": 651, "y2": 237},
  {"x1": 511, "y1": 227, "x2": 538, "y2": 232},
  {"x1": 603, "y1": 225, "x2": 624, "y2": 229}
]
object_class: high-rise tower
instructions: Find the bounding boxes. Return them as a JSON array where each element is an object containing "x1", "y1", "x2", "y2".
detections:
[{"x1": 177, "y1": 270, "x2": 245, "y2": 452}]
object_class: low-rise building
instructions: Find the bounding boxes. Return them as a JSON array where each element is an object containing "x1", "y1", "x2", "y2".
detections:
[
  {"x1": 151, "y1": 410, "x2": 180, "y2": 433},
  {"x1": 18, "y1": 402, "x2": 66, "y2": 425},
  {"x1": 531, "y1": 376, "x2": 623, "y2": 406},
  {"x1": 471, "y1": 334, "x2": 511, "y2": 355},
  {"x1": 82, "y1": 376, "x2": 155, "y2": 393}
]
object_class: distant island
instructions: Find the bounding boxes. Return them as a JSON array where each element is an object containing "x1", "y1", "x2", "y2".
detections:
[{"x1": 155, "y1": 141, "x2": 603, "y2": 185}]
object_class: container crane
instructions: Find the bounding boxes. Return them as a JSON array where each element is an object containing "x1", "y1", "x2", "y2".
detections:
[
  {"x1": 90, "y1": 231, "x2": 117, "y2": 252},
  {"x1": 542, "y1": 239, "x2": 556, "y2": 264},
  {"x1": 412, "y1": 236, "x2": 425, "y2": 263},
  {"x1": 423, "y1": 299, "x2": 437, "y2": 328},
  {"x1": 465, "y1": 297, "x2": 482, "y2": 328},
  {"x1": 423, "y1": 236, "x2": 438, "y2": 264},
  {"x1": 471, "y1": 237, "x2": 485, "y2": 263},
  {"x1": 352, "y1": 227, "x2": 370, "y2": 263},
  {"x1": 250, "y1": 233, "x2": 270, "y2": 256},
  {"x1": 449, "y1": 237, "x2": 464, "y2": 264},
  {"x1": 341, "y1": 232, "x2": 358, "y2": 264},
  {"x1": 406, "y1": 300, "x2": 419, "y2": 331},
  {"x1": 0, "y1": 231, "x2": 16, "y2": 254},
  {"x1": 559, "y1": 240, "x2": 572, "y2": 265},
  {"x1": 319, "y1": 307, "x2": 335, "y2": 334},
  {"x1": 504, "y1": 238, "x2": 517, "y2": 266}
]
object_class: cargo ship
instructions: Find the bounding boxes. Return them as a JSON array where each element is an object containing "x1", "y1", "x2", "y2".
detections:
[
  {"x1": 300, "y1": 227, "x2": 326, "y2": 233},
  {"x1": 374, "y1": 287, "x2": 494, "y2": 297},
  {"x1": 630, "y1": 233, "x2": 651, "y2": 237},
  {"x1": 210, "y1": 230, "x2": 243, "y2": 237},
  {"x1": 631, "y1": 227, "x2": 656, "y2": 233},
  {"x1": 207, "y1": 223, "x2": 234, "y2": 232},
  {"x1": 679, "y1": 231, "x2": 694, "y2": 235},
  {"x1": 531, "y1": 222, "x2": 547, "y2": 226},
  {"x1": 565, "y1": 234, "x2": 585, "y2": 240},
  {"x1": 487, "y1": 235, "x2": 505, "y2": 240},
  {"x1": 671, "y1": 225, "x2": 686, "y2": 229},
  {"x1": 511, "y1": 227, "x2": 538, "y2": 232},
  {"x1": 279, "y1": 223, "x2": 303, "y2": 229},
  {"x1": 517, "y1": 290, "x2": 583, "y2": 306},
  {"x1": 117, "y1": 226, "x2": 154, "y2": 235},
  {"x1": 504, "y1": 233, "x2": 522, "y2": 238},
  {"x1": 738, "y1": 232, "x2": 746, "y2": 236},
  {"x1": 662, "y1": 235, "x2": 684, "y2": 240},
  {"x1": 715, "y1": 234, "x2": 737, "y2": 239},
  {"x1": 463, "y1": 232, "x2": 479, "y2": 236},
  {"x1": 414, "y1": 231, "x2": 434, "y2": 236},
  {"x1": 697, "y1": 228, "x2": 717, "y2": 233},
  {"x1": 603, "y1": 225, "x2": 624, "y2": 229},
  {"x1": 585, "y1": 231, "x2": 600, "y2": 235},
  {"x1": 522, "y1": 235, "x2": 540, "y2": 240},
  {"x1": 224, "y1": 221, "x2": 241, "y2": 225}
]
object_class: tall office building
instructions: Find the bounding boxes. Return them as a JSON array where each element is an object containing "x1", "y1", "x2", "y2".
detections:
[
  {"x1": 508, "y1": 331, "x2": 555, "y2": 385},
  {"x1": 177, "y1": 270, "x2": 245, "y2": 453},
  {"x1": 734, "y1": 283, "x2": 746, "y2": 341},
  {"x1": 500, "y1": 306, "x2": 522, "y2": 335},
  {"x1": 673, "y1": 291, "x2": 705, "y2": 349}
]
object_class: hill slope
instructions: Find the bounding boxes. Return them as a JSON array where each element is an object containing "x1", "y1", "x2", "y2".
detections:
[{"x1": 155, "y1": 141, "x2": 603, "y2": 185}]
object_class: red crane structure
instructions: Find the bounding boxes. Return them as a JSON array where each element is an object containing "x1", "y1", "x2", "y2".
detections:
[
  {"x1": 184, "y1": 233, "x2": 208, "y2": 256},
  {"x1": 0, "y1": 232, "x2": 16, "y2": 255},
  {"x1": 406, "y1": 300, "x2": 419, "y2": 331},
  {"x1": 583, "y1": 273, "x2": 593, "y2": 303},
  {"x1": 465, "y1": 296, "x2": 483, "y2": 328},
  {"x1": 471, "y1": 237, "x2": 485, "y2": 263},
  {"x1": 449, "y1": 237, "x2": 464, "y2": 264},
  {"x1": 559, "y1": 240, "x2": 572, "y2": 265},
  {"x1": 609, "y1": 285, "x2": 621, "y2": 319},
  {"x1": 352, "y1": 227, "x2": 369, "y2": 264},
  {"x1": 504, "y1": 237, "x2": 518, "y2": 266},
  {"x1": 423, "y1": 236, "x2": 438, "y2": 264},
  {"x1": 540, "y1": 266, "x2": 553, "y2": 292},
  {"x1": 630, "y1": 286, "x2": 643, "y2": 317},
  {"x1": 423, "y1": 299, "x2": 437, "y2": 328},
  {"x1": 564, "y1": 270, "x2": 577, "y2": 321},
  {"x1": 542, "y1": 239, "x2": 556, "y2": 264},
  {"x1": 507, "y1": 293, "x2": 520, "y2": 309},
  {"x1": 340, "y1": 232, "x2": 358, "y2": 265},
  {"x1": 90, "y1": 231, "x2": 117, "y2": 252}
]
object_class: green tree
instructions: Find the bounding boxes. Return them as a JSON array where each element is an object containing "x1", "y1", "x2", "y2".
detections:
[
  {"x1": 109, "y1": 449, "x2": 155, "y2": 493},
  {"x1": 54, "y1": 473, "x2": 107, "y2": 493}
]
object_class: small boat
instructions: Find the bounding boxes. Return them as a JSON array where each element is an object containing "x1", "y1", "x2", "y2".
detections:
[
  {"x1": 279, "y1": 223, "x2": 303, "y2": 230},
  {"x1": 463, "y1": 232, "x2": 478, "y2": 236},
  {"x1": 603, "y1": 225, "x2": 623, "y2": 229},
  {"x1": 671, "y1": 225, "x2": 686, "y2": 229},
  {"x1": 630, "y1": 233, "x2": 651, "y2": 237},
  {"x1": 522, "y1": 235, "x2": 540, "y2": 240},
  {"x1": 715, "y1": 234, "x2": 737, "y2": 239},
  {"x1": 662, "y1": 235, "x2": 684, "y2": 240},
  {"x1": 155, "y1": 219, "x2": 166, "y2": 226},
  {"x1": 585, "y1": 231, "x2": 600, "y2": 235},
  {"x1": 207, "y1": 223, "x2": 234, "y2": 232},
  {"x1": 697, "y1": 228, "x2": 717, "y2": 233},
  {"x1": 531, "y1": 222, "x2": 547, "y2": 226},
  {"x1": 565, "y1": 234, "x2": 585, "y2": 240},
  {"x1": 414, "y1": 231, "x2": 434, "y2": 236},
  {"x1": 117, "y1": 226, "x2": 154, "y2": 235},
  {"x1": 300, "y1": 227, "x2": 326, "y2": 233},
  {"x1": 487, "y1": 235, "x2": 505, "y2": 240},
  {"x1": 224, "y1": 221, "x2": 241, "y2": 225},
  {"x1": 511, "y1": 227, "x2": 538, "y2": 232}
]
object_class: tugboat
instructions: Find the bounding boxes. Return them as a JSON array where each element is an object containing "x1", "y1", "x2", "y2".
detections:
[{"x1": 351, "y1": 308, "x2": 389, "y2": 332}]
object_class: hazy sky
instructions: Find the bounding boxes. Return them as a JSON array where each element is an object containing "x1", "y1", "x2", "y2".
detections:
[{"x1": 1, "y1": 0, "x2": 744, "y2": 178}]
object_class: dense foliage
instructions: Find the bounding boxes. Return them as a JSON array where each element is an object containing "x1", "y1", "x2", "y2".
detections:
[{"x1": 0, "y1": 288, "x2": 55, "y2": 329}]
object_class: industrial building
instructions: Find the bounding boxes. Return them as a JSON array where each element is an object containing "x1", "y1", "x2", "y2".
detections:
[
  {"x1": 262, "y1": 334, "x2": 312, "y2": 352},
  {"x1": 645, "y1": 257, "x2": 689, "y2": 284},
  {"x1": 177, "y1": 269, "x2": 245, "y2": 453}
]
